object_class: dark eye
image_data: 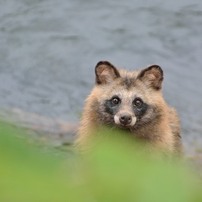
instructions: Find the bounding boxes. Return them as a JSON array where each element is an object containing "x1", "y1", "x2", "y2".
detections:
[
  {"x1": 133, "y1": 98, "x2": 143, "y2": 108},
  {"x1": 111, "y1": 97, "x2": 120, "y2": 106}
]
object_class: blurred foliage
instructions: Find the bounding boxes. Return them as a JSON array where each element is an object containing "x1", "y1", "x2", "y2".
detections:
[{"x1": 0, "y1": 121, "x2": 201, "y2": 202}]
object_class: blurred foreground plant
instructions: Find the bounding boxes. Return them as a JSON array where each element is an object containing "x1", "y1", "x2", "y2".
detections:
[{"x1": 0, "y1": 121, "x2": 201, "y2": 202}]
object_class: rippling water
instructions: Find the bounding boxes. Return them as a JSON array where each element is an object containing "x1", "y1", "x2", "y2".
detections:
[{"x1": 0, "y1": 0, "x2": 202, "y2": 154}]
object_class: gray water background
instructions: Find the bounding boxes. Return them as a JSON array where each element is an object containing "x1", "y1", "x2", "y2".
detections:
[{"x1": 0, "y1": 0, "x2": 202, "y2": 154}]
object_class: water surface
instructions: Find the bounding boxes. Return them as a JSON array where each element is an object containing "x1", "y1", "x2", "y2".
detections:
[{"x1": 0, "y1": 0, "x2": 202, "y2": 154}]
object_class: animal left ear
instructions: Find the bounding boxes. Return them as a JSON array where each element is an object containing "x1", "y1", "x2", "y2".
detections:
[
  {"x1": 95, "y1": 61, "x2": 120, "y2": 85},
  {"x1": 137, "y1": 65, "x2": 164, "y2": 90}
]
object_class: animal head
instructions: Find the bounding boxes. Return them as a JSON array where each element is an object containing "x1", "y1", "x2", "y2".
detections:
[{"x1": 90, "y1": 61, "x2": 165, "y2": 130}]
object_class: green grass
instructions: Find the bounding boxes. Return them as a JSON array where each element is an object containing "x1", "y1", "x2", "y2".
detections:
[{"x1": 0, "y1": 122, "x2": 201, "y2": 202}]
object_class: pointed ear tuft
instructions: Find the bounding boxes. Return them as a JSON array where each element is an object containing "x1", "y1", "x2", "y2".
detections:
[
  {"x1": 137, "y1": 65, "x2": 164, "y2": 90},
  {"x1": 95, "y1": 61, "x2": 120, "y2": 85}
]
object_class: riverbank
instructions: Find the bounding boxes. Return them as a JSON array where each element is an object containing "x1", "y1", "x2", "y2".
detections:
[
  {"x1": 0, "y1": 108, "x2": 201, "y2": 177},
  {"x1": 0, "y1": 108, "x2": 77, "y2": 147}
]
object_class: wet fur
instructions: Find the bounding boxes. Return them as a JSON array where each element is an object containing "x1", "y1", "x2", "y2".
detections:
[{"x1": 76, "y1": 61, "x2": 182, "y2": 154}]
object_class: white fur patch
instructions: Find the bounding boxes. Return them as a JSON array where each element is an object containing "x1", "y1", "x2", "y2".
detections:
[
  {"x1": 114, "y1": 115, "x2": 120, "y2": 125},
  {"x1": 130, "y1": 116, "x2": 137, "y2": 127}
]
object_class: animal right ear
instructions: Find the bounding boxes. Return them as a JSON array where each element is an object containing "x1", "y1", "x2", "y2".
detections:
[
  {"x1": 137, "y1": 65, "x2": 164, "y2": 90},
  {"x1": 95, "y1": 61, "x2": 120, "y2": 85}
]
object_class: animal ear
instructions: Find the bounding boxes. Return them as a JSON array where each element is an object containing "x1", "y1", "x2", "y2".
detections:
[
  {"x1": 137, "y1": 65, "x2": 163, "y2": 90},
  {"x1": 95, "y1": 61, "x2": 120, "y2": 84}
]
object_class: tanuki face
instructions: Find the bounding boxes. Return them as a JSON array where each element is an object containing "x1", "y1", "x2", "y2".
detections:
[{"x1": 92, "y1": 61, "x2": 164, "y2": 130}]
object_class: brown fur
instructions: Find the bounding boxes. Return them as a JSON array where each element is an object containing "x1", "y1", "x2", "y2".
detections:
[{"x1": 76, "y1": 61, "x2": 182, "y2": 154}]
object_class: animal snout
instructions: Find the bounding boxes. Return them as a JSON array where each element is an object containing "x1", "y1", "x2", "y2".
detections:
[
  {"x1": 119, "y1": 114, "x2": 132, "y2": 125},
  {"x1": 114, "y1": 112, "x2": 136, "y2": 127}
]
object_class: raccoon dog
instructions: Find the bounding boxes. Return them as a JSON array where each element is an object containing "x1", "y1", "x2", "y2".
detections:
[{"x1": 76, "y1": 61, "x2": 181, "y2": 154}]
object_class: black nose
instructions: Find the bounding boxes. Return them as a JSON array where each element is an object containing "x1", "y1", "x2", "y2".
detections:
[{"x1": 119, "y1": 115, "x2": 132, "y2": 125}]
